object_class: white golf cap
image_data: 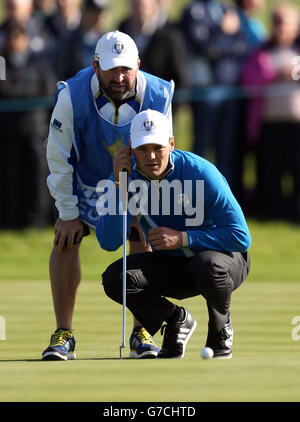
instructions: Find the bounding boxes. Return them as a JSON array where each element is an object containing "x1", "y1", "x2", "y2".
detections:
[
  {"x1": 130, "y1": 109, "x2": 171, "y2": 149},
  {"x1": 94, "y1": 30, "x2": 139, "y2": 71}
]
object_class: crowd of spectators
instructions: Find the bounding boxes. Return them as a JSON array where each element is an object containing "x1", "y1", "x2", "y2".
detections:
[{"x1": 0, "y1": 0, "x2": 299, "y2": 229}]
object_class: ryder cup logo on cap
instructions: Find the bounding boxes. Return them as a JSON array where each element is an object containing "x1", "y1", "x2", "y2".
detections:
[
  {"x1": 94, "y1": 30, "x2": 139, "y2": 71},
  {"x1": 113, "y1": 41, "x2": 124, "y2": 55},
  {"x1": 143, "y1": 119, "x2": 155, "y2": 132},
  {"x1": 130, "y1": 109, "x2": 171, "y2": 149}
]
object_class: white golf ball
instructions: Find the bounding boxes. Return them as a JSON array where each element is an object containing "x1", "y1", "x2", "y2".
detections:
[{"x1": 201, "y1": 347, "x2": 214, "y2": 359}]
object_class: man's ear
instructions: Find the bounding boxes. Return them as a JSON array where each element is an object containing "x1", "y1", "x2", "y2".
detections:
[
  {"x1": 169, "y1": 136, "x2": 175, "y2": 151},
  {"x1": 92, "y1": 60, "x2": 99, "y2": 72}
]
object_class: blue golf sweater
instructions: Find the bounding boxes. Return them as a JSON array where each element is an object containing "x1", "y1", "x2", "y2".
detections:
[{"x1": 96, "y1": 150, "x2": 251, "y2": 256}]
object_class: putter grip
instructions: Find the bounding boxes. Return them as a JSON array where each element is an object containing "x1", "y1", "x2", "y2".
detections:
[{"x1": 119, "y1": 168, "x2": 128, "y2": 188}]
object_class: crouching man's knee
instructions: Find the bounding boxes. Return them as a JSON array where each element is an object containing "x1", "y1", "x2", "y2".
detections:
[
  {"x1": 190, "y1": 250, "x2": 233, "y2": 291},
  {"x1": 102, "y1": 259, "x2": 124, "y2": 304}
]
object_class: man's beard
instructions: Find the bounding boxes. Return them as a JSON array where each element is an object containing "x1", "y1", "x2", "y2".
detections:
[{"x1": 103, "y1": 81, "x2": 132, "y2": 102}]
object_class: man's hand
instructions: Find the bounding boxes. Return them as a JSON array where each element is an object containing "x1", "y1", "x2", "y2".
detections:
[
  {"x1": 54, "y1": 217, "x2": 84, "y2": 251},
  {"x1": 129, "y1": 216, "x2": 152, "y2": 253},
  {"x1": 148, "y1": 227, "x2": 183, "y2": 250},
  {"x1": 113, "y1": 147, "x2": 132, "y2": 184}
]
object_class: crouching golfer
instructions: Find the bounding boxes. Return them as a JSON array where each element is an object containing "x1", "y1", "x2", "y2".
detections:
[{"x1": 96, "y1": 109, "x2": 251, "y2": 359}]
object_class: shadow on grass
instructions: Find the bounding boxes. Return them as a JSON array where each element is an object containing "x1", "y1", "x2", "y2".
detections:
[{"x1": 0, "y1": 357, "x2": 131, "y2": 362}]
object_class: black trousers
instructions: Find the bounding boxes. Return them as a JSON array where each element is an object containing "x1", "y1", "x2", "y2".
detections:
[{"x1": 102, "y1": 250, "x2": 250, "y2": 336}]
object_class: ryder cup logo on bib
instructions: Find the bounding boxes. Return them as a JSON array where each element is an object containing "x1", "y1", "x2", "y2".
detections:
[
  {"x1": 113, "y1": 41, "x2": 125, "y2": 55},
  {"x1": 177, "y1": 193, "x2": 190, "y2": 206},
  {"x1": 143, "y1": 120, "x2": 155, "y2": 132}
]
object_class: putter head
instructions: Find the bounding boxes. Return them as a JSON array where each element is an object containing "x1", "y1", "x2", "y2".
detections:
[{"x1": 119, "y1": 344, "x2": 125, "y2": 359}]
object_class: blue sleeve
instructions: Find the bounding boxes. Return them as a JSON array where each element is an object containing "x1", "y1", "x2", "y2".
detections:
[
  {"x1": 95, "y1": 176, "x2": 133, "y2": 251},
  {"x1": 187, "y1": 161, "x2": 251, "y2": 253}
]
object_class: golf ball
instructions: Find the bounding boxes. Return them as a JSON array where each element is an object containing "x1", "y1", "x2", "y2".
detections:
[{"x1": 201, "y1": 347, "x2": 214, "y2": 359}]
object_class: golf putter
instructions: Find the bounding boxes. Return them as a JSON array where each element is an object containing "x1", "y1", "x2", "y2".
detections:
[{"x1": 119, "y1": 170, "x2": 128, "y2": 359}]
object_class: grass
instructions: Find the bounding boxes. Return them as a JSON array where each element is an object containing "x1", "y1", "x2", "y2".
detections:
[
  {"x1": 0, "y1": 218, "x2": 299, "y2": 282},
  {"x1": 1, "y1": 279, "x2": 300, "y2": 402},
  {"x1": 1, "y1": 0, "x2": 300, "y2": 405},
  {"x1": 0, "y1": 220, "x2": 300, "y2": 402}
]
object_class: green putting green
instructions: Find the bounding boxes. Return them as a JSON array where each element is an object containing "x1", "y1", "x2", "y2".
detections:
[{"x1": 1, "y1": 279, "x2": 300, "y2": 402}]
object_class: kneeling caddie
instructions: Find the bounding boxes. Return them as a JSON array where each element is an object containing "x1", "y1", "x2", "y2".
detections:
[{"x1": 96, "y1": 109, "x2": 251, "y2": 359}]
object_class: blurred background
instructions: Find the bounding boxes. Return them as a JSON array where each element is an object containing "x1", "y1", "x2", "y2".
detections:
[{"x1": 0, "y1": 0, "x2": 299, "y2": 283}]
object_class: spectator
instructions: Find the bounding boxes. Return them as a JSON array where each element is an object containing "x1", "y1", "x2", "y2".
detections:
[
  {"x1": 232, "y1": 0, "x2": 267, "y2": 212},
  {"x1": 179, "y1": 0, "x2": 225, "y2": 157},
  {"x1": 0, "y1": 0, "x2": 47, "y2": 55},
  {"x1": 60, "y1": 0, "x2": 109, "y2": 79},
  {"x1": 34, "y1": 0, "x2": 57, "y2": 17},
  {"x1": 179, "y1": 1, "x2": 251, "y2": 199},
  {"x1": 44, "y1": 0, "x2": 82, "y2": 36},
  {"x1": 0, "y1": 23, "x2": 57, "y2": 228},
  {"x1": 205, "y1": 6, "x2": 250, "y2": 199},
  {"x1": 233, "y1": 0, "x2": 267, "y2": 50},
  {"x1": 241, "y1": 2, "x2": 300, "y2": 221},
  {"x1": 42, "y1": 0, "x2": 82, "y2": 79},
  {"x1": 118, "y1": 0, "x2": 188, "y2": 111}
]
